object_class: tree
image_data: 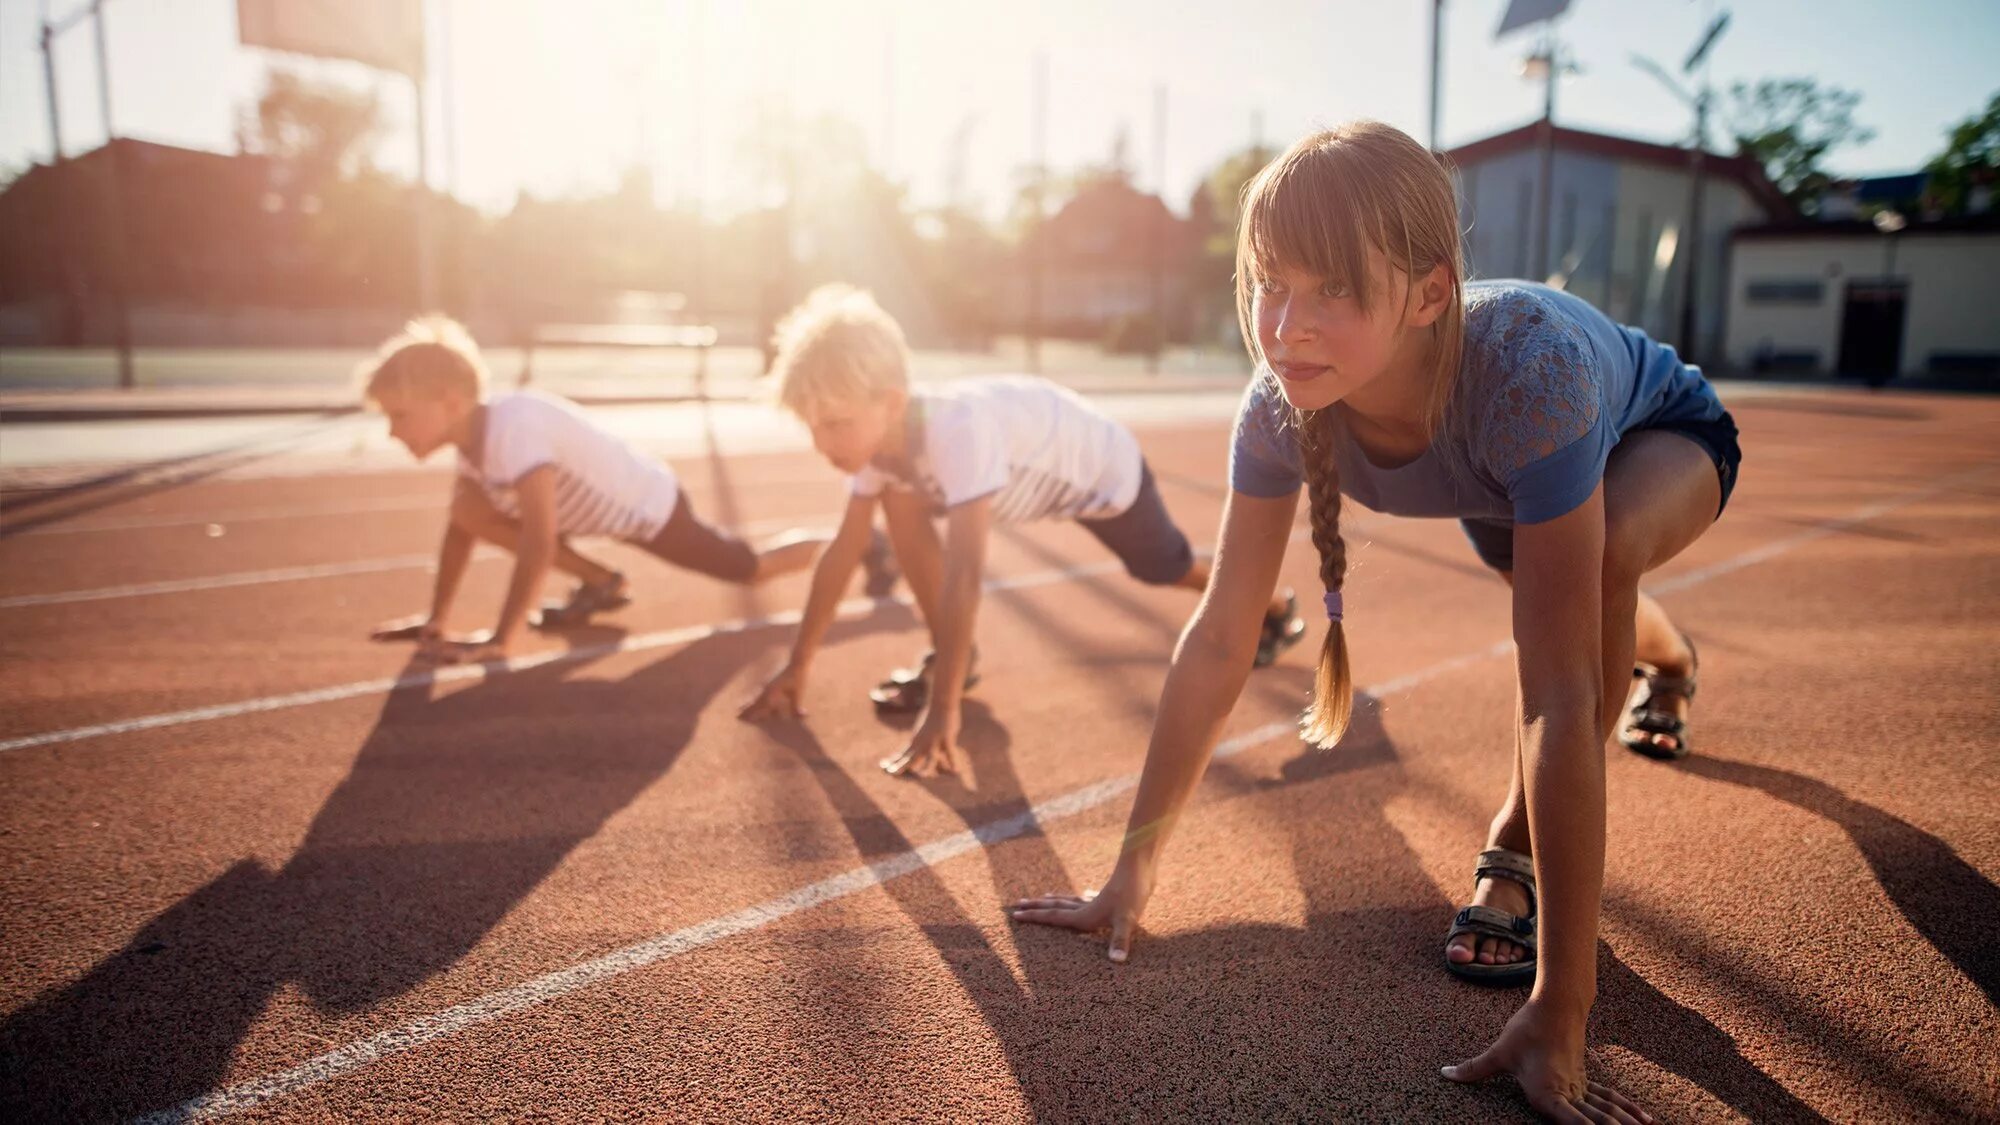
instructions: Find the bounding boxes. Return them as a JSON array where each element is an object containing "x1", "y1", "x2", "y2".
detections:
[
  {"x1": 1182, "y1": 143, "x2": 1276, "y2": 345},
  {"x1": 1725, "y1": 77, "x2": 1875, "y2": 215},
  {"x1": 237, "y1": 68, "x2": 385, "y2": 190},
  {"x1": 1925, "y1": 90, "x2": 2000, "y2": 215}
]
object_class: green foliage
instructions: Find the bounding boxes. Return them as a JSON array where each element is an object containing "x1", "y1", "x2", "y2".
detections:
[
  {"x1": 237, "y1": 69, "x2": 385, "y2": 188},
  {"x1": 1925, "y1": 90, "x2": 2000, "y2": 215},
  {"x1": 1726, "y1": 78, "x2": 1875, "y2": 214}
]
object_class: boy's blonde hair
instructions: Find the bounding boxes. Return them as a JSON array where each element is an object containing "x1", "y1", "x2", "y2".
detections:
[
  {"x1": 767, "y1": 284, "x2": 910, "y2": 421},
  {"x1": 1233, "y1": 121, "x2": 1467, "y2": 750},
  {"x1": 359, "y1": 315, "x2": 490, "y2": 407}
]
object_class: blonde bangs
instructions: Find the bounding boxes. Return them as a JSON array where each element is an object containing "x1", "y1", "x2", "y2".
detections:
[{"x1": 1238, "y1": 151, "x2": 1385, "y2": 314}]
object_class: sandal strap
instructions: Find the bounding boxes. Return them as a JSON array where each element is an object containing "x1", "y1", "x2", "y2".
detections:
[
  {"x1": 1448, "y1": 904, "x2": 1538, "y2": 950},
  {"x1": 1474, "y1": 847, "x2": 1536, "y2": 891},
  {"x1": 1473, "y1": 848, "x2": 1537, "y2": 916},
  {"x1": 1630, "y1": 710, "x2": 1687, "y2": 736},
  {"x1": 1644, "y1": 674, "x2": 1697, "y2": 698}
]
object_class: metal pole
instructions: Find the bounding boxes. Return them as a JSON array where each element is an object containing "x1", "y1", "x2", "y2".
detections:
[
  {"x1": 1677, "y1": 93, "x2": 1707, "y2": 361},
  {"x1": 1149, "y1": 83, "x2": 1166, "y2": 375},
  {"x1": 691, "y1": 0, "x2": 707, "y2": 394},
  {"x1": 40, "y1": 21, "x2": 64, "y2": 161},
  {"x1": 1535, "y1": 41, "x2": 1556, "y2": 282},
  {"x1": 412, "y1": 69, "x2": 437, "y2": 310},
  {"x1": 1027, "y1": 52, "x2": 1046, "y2": 375},
  {"x1": 1428, "y1": 0, "x2": 1443, "y2": 150},
  {"x1": 91, "y1": 0, "x2": 135, "y2": 389},
  {"x1": 439, "y1": 0, "x2": 458, "y2": 313}
]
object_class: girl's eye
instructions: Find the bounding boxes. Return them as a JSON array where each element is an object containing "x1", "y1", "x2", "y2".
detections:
[
  {"x1": 1319, "y1": 281, "x2": 1350, "y2": 299},
  {"x1": 1256, "y1": 277, "x2": 1285, "y2": 295}
]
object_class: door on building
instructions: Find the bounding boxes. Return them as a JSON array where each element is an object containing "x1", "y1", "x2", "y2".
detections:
[{"x1": 1837, "y1": 280, "x2": 1908, "y2": 385}]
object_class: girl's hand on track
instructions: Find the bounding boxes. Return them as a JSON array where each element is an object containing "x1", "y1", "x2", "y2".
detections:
[
  {"x1": 1443, "y1": 998, "x2": 1652, "y2": 1124},
  {"x1": 1008, "y1": 858, "x2": 1155, "y2": 963}
]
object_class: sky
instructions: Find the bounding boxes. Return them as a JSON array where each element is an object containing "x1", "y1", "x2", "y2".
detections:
[{"x1": 2, "y1": 0, "x2": 1995, "y2": 219}]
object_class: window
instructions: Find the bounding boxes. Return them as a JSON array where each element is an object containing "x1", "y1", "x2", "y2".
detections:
[{"x1": 1746, "y1": 279, "x2": 1825, "y2": 305}]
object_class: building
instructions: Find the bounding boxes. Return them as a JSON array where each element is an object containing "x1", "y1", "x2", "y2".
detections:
[
  {"x1": 1724, "y1": 214, "x2": 2000, "y2": 381},
  {"x1": 1010, "y1": 174, "x2": 1197, "y2": 344},
  {"x1": 1447, "y1": 123, "x2": 1792, "y2": 364}
]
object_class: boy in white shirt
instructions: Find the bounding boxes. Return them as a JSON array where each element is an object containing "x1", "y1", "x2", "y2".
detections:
[
  {"x1": 361, "y1": 316, "x2": 893, "y2": 663},
  {"x1": 739, "y1": 286, "x2": 1305, "y2": 777}
]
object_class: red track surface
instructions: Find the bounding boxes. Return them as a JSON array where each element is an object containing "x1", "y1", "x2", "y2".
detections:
[{"x1": 1, "y1": 389, "x2": 1996, "y2": 1122}]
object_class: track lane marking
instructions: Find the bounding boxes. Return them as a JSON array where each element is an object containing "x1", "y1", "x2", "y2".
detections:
[{"x1": 123, "y1": 464, "x2": 1994, "y2": 1121}]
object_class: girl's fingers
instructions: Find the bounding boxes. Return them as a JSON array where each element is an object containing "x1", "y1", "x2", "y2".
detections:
[
  {"x1": 1107, "y1": 914, "x2": 1134, "y2": 963},
  {"x1": 1010, "y1": 895, "x2": 1088, "y2": 911},
  {"x1": 1585, "y1": 1085, "x2": 1650, "y2": 1125},
  {"x1": 1009, "y1": 907, "x2": 1089, "y2": 928},
  {"x1": 1592, "y1": 1072, "x2": 1656, "y2": 1112}
]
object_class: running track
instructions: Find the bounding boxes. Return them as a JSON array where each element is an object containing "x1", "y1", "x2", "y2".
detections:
[{"x1": 1, "y1": 388, "x2": 1995, "y2": 1122}]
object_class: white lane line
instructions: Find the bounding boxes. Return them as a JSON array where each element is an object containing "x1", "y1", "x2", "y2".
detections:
[
  {"x1": 129, "y1": 464, "x2": 1991, "y2": 1122},
  {"x1": 6, "y1": 480, "x2": 838, "y2": 538},
  {"x1": 131, "y1": 716, "x2": 1295, "y2": 1125},
  {"x1": 0, "y1": 551, "x2": 494, "y2": 609},
  {"x1": 11, "y1": 495, "x2": 443, "y2": 536},
  {"x1": 0, "y1": 560, "x2": 1125, "y2": 756},
  {"x1": 0, "y1": 516, "x2": 809, "y2": 610},
  {"x1": 1644, "y1": 467, "x2": 1988, "y2": 596}
]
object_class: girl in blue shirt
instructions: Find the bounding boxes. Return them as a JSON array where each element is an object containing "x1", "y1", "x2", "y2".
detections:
[{"x1": 1012, "y1": 121, "x2": 1739, "y2": 1124}]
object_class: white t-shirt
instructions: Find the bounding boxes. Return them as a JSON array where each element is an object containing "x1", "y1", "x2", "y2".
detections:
[
  {"x1": 458, "y1": 390, "x2": 679, "y2": 540},
  {"x1": 849, "y1": 376, "x2": 1144, "y2": 523}
]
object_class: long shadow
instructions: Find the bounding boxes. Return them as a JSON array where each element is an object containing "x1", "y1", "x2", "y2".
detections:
[
  {"x1": 0, "y1": 413, "x2": 353, "y2": 537},
  {"x1": 768, "y1": 677, "x2": 1822, "y2": 1119},
  {"x1": 0, "y1": 627, "x2": 767, "y2": 1121},
  {"x1": 1676, "y1": 754, "x2": 1999, "y2": 1008},
  {"x1": 1206, "y1": 701, "x2": 1826, "y2": 1122}
]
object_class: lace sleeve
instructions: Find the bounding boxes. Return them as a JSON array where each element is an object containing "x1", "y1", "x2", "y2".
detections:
[
  {"x1": 1470, "y1": 296, "x2": 1614, "y2": 524},
  {"x1": 1229, "y1": 373, "x2": 1304, "y2": 497}
]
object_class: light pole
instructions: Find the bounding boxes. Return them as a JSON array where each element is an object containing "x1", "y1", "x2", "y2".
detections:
[
  {"x1": 1429, "y1": 0, "x2": 1444, "y2": 151},
  {"x1": 1633, "y1": 10, "x2": 1729, "y2": 363},
  {"x1": 1519, "y1": 39, "x2": 1575, "y2": 283},
  {"x1": 42, "y1": 0, "x2": 135, "y2": 386}
]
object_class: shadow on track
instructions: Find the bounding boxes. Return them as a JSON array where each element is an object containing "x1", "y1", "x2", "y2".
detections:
[
  {"x1": 0, "y1": 414, "x2": 353, "y2": 538},
  {"x1": 1676, "y1": 754, "x2": 1999, "y2": 1008},
  {"x1": 0, "y1": 616, "x2": 904, "y2": 1121},
  {"x1": 764, "y1": 682, "x2": 1820, "y2": 1120}
]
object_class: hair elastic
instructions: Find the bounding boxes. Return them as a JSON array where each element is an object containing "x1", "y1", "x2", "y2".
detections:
[{"x1": 1323, "y1": 591, "x2": 1344, "y2": 623}]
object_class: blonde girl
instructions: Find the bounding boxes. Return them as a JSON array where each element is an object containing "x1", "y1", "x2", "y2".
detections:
[{"x1": 1012, "y1": 121, "x2": 1739, "y2": 1124}]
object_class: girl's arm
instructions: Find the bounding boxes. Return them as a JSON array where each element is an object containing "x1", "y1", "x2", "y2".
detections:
[
  {"x1": 881, "y1": 494, "x2": 991, "y2": 777},
  {"x1": 372, "y1": 481, "x2": 476, "y2": 642},
  {"x1": 487, "y1": 465, "x2": 561, "y2": 654},
  {"x1": 1445, "y1": 485, "x2": 1646, "y2": 1123},
  {"x1": 1009, "y1": 487, "x2": 1299, "y2": 959},
  {"x1": 1508, "y1": 486, "x2": 1608, "y2": 1014},
  {"x1": 426, "y1": 481, "x2": 479, "y2": 627},
  {"x1": 739, "y1": 492, "x2": 880, "y2": 720}
]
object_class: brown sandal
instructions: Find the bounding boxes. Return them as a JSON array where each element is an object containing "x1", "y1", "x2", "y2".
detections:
[
  {"x1": 1621, "y1": 634, "x2": 1698, "y2": 760},
  {"x1": 868, "y1": 647, "x2": 980, "y2": 713},
  {"x1": 1443, "y1": 848, "x2": 1538, "y2": 987}
]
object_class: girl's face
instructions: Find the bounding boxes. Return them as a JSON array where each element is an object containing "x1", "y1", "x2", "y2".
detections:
[
  {"x1": 378, "y1": 390, "x2": 469, "y2": 460},
  {"x1": 1252, "y1": 250, "x2": 1410, "y2": 413},
  {"x1": 806, "y1": 390, "x2": 904, "y2": 475}
]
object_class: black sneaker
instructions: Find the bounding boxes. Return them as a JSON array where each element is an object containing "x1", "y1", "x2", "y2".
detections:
[
  {"x1": 868, "y1": 647, "x2": 981, "y2": 713},
  {"x1": 1254, "y1": 593, "x2": 1307, "y2": 667},
  {"x1": 861, "y1": 527, "x2": 902, "y2": 598},
  {"x1": 533, "y1": 573, "x2": 631, "y2": 630}
]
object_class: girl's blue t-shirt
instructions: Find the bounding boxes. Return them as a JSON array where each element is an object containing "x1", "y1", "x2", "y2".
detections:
[{"x1": 1229, "y1": 280, "x2": 1725, "y2": 525}]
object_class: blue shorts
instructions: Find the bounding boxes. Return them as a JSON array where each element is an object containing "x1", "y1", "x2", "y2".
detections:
[
  {"x1": 1460, "y1": 409, "x2": 1742, "y2": 574},
  {"x1": 1078, "y1": 461, "x2": 1196, "y2": 586}
]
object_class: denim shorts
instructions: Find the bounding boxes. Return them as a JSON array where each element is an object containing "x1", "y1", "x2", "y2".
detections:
[
  {"x1": 1077, "y1": 461, "x2": 1196, "y2": 586},
  {"x1": 1459, "y1": 409, "x2": 1743, "y2": 574},
  {"x1": 637, "y1": 492, "x2": 759, "y2": 582}
]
